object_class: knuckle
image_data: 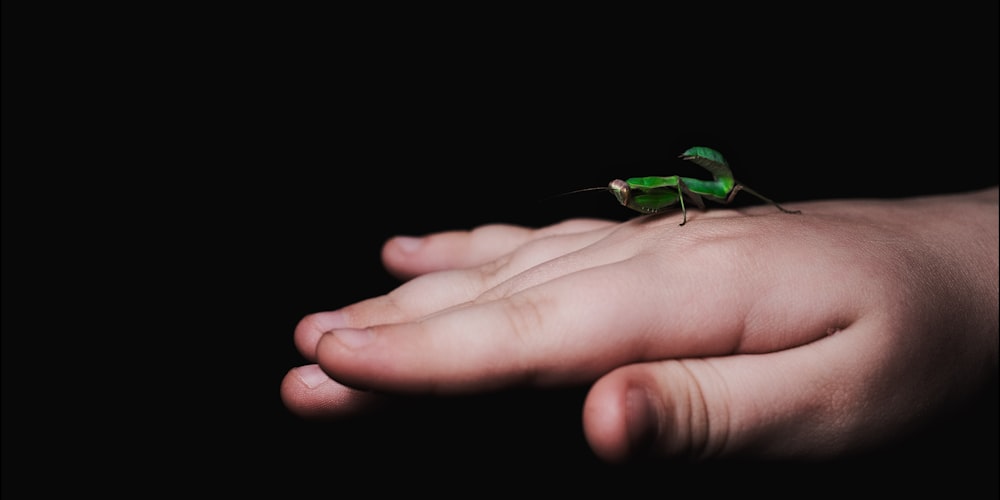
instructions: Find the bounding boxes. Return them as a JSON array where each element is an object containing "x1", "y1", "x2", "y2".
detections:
[
  {"x1": 500, "y1": 292, "x2": 548, "y2": 348},
  {"x1": 476, "y1": 252, "x2": 513, "y2": 286}
]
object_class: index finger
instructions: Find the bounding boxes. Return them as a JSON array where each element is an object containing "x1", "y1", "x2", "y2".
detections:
[{"x1": 313, "y1": 249, "x2": 853, "y2": 394}]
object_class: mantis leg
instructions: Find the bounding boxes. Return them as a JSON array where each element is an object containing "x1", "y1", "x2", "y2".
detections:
[
  {"x1": 675, "y1": 179, "x2": 707, "y2": 226},
  {"x1": 728, "y1": 184, "x2": 802, "y2": 215}
]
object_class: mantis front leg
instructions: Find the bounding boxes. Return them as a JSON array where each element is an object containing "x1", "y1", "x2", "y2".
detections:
[{"x1": 610, "y1": 176, "x2": 707, "y2": 225}]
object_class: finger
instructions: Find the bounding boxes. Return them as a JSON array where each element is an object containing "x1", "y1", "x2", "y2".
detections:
[
  {"x1": 280, "y1": 364, "x2": 386, "y2": 418},
  {"x1": 313, "y1": 250, "x2": 851, "y2": 394},
  {"x1": 382, "y1": 219, "x2": 615, "y2": 279},
  {"x1": 293, "y1": 268, "x2": 488, "y2": 360},
  {"x1": 293, "y1": 310, "x2": 353, "y2": 362},
  {"x1": 314, "y1": 262, "x2": 656, "y2": 393},
  {"x1": 582, "y1": 320, "x2": 893, "y2": 461},
  {"x1": 294, "y1": 220, "x2": 622, "y2": 358}
]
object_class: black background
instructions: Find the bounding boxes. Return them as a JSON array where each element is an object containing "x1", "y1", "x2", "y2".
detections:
[{"x1": 3, "y1": 4, "x2": 997, "y2": 497}]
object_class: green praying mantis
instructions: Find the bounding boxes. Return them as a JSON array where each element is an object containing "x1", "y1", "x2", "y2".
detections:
[{"x1": 572, "y1": 146, "x2": 801, "y2": 225}]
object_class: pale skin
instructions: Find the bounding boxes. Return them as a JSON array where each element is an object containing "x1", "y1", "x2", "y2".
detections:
[{"x1": 281, "y1": 186, "x2": 999, "y2": 462}]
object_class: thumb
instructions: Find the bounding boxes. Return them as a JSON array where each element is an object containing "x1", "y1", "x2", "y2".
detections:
[{"x1": 582, "y1": 338, "x2": 878, "y2": 462}]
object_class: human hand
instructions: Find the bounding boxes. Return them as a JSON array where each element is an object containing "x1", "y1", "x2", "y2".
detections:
[{"x1": 281, "y1": 186, "x2": 998, "y2": 462}]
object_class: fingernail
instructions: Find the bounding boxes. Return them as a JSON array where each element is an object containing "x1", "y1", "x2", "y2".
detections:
[
  {"x1": 296, "y1": 364, "x2": 329, "y2": 389},
  {"x1": 393, "y1": 236, "x2": 423, "y2": 254},
  {"x1": 625, "y1": 387, "x2": 658, "y2": 455},
  {"x1": 330, "y1": 328, "x2": 375, "y2": 349}
]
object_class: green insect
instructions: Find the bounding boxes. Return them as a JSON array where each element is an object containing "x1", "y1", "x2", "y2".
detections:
[{"x1": 577, "y1": 146, "x2": 801, "y2": 225}]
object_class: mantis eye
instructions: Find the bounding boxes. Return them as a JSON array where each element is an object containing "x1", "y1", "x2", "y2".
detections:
[{"x1": 608, "y1": 179, "x2": 630, "y2": 207}]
